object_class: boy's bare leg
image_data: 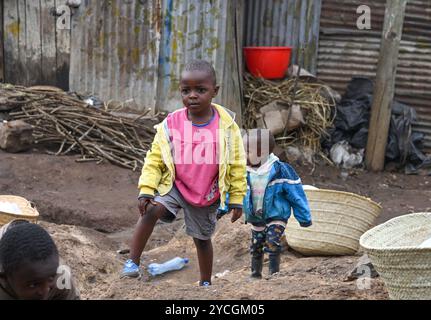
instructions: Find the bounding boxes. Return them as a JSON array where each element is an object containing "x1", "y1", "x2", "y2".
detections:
[
  {"x1": 193, "y1": 238, "x2": 213, "y2": 285},
  {"x1": 130, "y1": 203, "x2": 167, "y2": 265}
]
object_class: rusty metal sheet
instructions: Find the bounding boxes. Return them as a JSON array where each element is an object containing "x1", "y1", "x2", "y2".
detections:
[
  {"x1": 243, "y1": 0, "x2": 322, "y2": 74},
  {"x1": 318, "y1": 0, "x2": 431, "y2": 150},
  {"x1": 69, "y1": 0, "x2": 162, "y2": 110}
]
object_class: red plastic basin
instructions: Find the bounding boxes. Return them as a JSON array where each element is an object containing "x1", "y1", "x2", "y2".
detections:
[{"x1": 243, "y1": 46, "x2": 292, "y2": 79}]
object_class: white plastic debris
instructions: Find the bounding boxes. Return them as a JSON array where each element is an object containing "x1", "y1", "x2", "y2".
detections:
[
  {"x1": 0, "y1": 202, "x2": 22, "y2": 215},
  {"x1": 330, "y1": 140, "x2": 364, "y2": 169},
  {"x1": 214, "y1": 270, "x2": 230, "y2": 278},
  {"x1": 84, "y1": 98, "x2": 94, "y2": 106}
]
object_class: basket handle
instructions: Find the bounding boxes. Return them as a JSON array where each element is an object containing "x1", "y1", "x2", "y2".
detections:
[{"x1": 29, "y1": 201, "x2": 37, "y2": 210}]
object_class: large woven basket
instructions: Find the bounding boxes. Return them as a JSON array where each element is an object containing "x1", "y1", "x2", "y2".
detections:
[
  {"x1": 285, "y1": 189, "x2": 382, "y2": 256},
  {"x1": 360, "y1": 213, "x2": 431, "y2": 300},
  {"x1": 0, "y1": 195, "x2": 39, "y2": 226}
]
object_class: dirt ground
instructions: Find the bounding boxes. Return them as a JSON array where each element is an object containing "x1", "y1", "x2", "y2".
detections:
[{"x1": 1, "y1": 149, "x2": 430, "y2": 299}]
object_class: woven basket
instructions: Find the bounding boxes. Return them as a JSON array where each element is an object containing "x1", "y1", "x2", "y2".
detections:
[
  {"x1": 0, "y1": 195, "x2": 39, "y2": 226},
  {"x1": 285, "y1": 189, "x2": 382, "y2": 256},
  {"x1": 360, "y1": 213, "x2": 431, "y2": 300}
]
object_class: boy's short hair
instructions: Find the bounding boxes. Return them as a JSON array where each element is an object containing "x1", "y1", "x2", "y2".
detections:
[
  {"x1": 183, "y1": 59, "x2": 217, "y2": 85},
  {"x1": 0, "y1": 223, "x2": 59, "y2": 275}
]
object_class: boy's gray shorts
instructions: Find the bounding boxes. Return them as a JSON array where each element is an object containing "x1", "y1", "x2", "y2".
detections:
[{"x1": 154, "y1": 186, "x2": 220, "y2": 240}]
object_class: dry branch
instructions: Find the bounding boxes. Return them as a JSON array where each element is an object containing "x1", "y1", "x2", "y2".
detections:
[
  {"x1": 1, "y1": 83, "x2": 163, "y2": 170},
  {"x1": 243, "y1": 74, "x2": 336, "y2": 154}
]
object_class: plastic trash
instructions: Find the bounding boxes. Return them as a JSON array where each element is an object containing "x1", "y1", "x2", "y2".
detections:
[
  {"x1": 323, "y1": 77, "x2": 431, "y2": 174},
  {"x1": 214, "y1": 270, "x2": 230, "y2": 278},
  {"x1": 147, "y1": 257, "x2": 189, "y2": 276},
  {"x1": 329, "y1": 140, "x2": 364, "y2": 169}
]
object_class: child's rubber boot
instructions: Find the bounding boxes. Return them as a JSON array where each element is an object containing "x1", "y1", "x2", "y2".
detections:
[
  {"x1": 251, "y1": 254, "x2": 263, "y2": 278},
  {"x1": 268, "y1": 254, "x2": 280, "y2": 275},
  {"x1": 121, "y1": 259, "x2": 140, "y2": 278}
]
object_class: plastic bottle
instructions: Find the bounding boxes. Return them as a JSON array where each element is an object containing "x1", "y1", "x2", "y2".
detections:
[{"x1": 147, "y1": 257, "x2": 189, "y2": 276}]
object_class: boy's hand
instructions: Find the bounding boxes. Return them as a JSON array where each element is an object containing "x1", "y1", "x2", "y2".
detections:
[
  {"x1": 229, "y1": 208, "x2": 243, "y2": 223},
  {"x1": 138, "y1": 198, "x2": 157, "y2": 216}
]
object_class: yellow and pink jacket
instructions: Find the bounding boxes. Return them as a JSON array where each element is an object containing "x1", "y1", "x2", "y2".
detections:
[{"x1": 138, "y1": 103, "x2": 247, "y2": 208}]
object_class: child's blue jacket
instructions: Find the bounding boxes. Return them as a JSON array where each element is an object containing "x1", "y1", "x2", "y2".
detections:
[{"x1": 219, "y1": 161, "x2": 312, "y2": 227}]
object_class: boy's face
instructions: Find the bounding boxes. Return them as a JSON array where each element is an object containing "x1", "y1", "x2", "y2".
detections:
[
  {"x1": 4, "y1": 254, "x2": 59, "y2": 300},
  {"x1": 180, "y1": 70, "x2": 219, "y2": 114}
]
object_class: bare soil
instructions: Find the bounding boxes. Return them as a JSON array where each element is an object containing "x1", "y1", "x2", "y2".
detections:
[{"x1": 2, "y1": 149, "x2": 430, "y2": 299}]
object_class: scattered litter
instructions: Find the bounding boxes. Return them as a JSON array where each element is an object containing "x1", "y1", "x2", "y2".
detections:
[
  {"x1": 330, "y1": 140, "x2": 364, "y2": 169},
  {"x1": 147, "y1": 257, "x2": 189, "y2": 276},
  {"x1": 324, "y1": 77, "x2": 431, "y2": 174},
  {"x1": 215, "y1": 270, "x2": 230, "y2": 278}
]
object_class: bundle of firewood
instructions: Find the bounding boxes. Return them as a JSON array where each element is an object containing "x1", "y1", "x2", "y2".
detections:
[{"x1": 1, "y1": 83, "x2": 163, "y2": 171}]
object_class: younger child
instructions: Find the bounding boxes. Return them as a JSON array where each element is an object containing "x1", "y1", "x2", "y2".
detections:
[
  {"x1": 122, "y1": 60, "x2": 247, "y2": 285},
  {"x1": 243, "y1": 129, "x2": 312, "y2": 277},
  {"x1": 0, "y1": 220, "x2": 79, "y2": 300}
]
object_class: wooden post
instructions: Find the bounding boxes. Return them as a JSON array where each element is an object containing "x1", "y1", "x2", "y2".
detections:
[
  {"x1": 0, "y1": 0, "x2": 4, "y2": 83},
  {"x1": 365, "y1": 0, "x2": 408, "y2": 171},
  {"x1": 219, "y1": 0, "x2": 244, "y2": 127}
]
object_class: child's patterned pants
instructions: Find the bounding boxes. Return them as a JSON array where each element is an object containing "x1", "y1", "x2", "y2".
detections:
[{"x1": 250, "y1": 222, "x2": 286, "y2": 256}]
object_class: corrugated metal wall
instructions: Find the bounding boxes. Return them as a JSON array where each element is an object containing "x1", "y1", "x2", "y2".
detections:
[
  {"x1": 69, "y1": 0, "x2": 162, "y2": 110},
  {"x1": 157, "y1": 0, "x2": 243, "y2": 116},
  {"x1": 0, "y1": 1, "x2": 4, "y2": 83},
  {"x1": 2, "y1": 0, "x2": 71, "y2": 89},
  {"x1": 243, "y1": 0, "x2": 322, "y2": 74},
  {"x1": 69, "y1": 0, "x2": 243, "y2": 115},
  {"x1": 318, "y1": 0, "x2": 431, "y2": 150}
]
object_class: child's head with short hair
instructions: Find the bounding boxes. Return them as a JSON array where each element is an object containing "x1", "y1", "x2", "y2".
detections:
[
  {"x1": 180, "y1": 60, "x2": 220, "y2": 115},
  {"x1": 0, "y1": 222, "x2": 59, "y2": 300},
  {"x1": 243, "y1": 129, "x2": 276, "y2": 167}
]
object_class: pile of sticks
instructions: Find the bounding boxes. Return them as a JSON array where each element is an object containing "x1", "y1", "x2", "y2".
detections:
[
  {"x1": 243, "y1": 73, "x2": 337, "y2": 153},
  {"x1": 2, "y1": 83, "x2": 162, "y2": 171}
]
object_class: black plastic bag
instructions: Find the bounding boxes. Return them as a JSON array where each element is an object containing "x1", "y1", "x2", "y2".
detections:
[{"x1": 325, "y1": 77, "x2": 430, "y2": 174}]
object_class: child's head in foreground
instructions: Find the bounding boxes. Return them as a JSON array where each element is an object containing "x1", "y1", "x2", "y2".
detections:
[
  {"x1": 243, "y1": 129, "x2": 276, "y2": 167},
  {"x1": 0, "y1": 221, "x2": 59, "y2": 300},
  {"x1": 180, "y1": 60, "x2": 220, "y2": 114}
]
